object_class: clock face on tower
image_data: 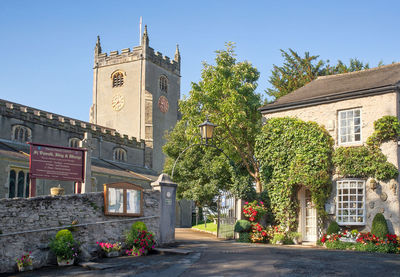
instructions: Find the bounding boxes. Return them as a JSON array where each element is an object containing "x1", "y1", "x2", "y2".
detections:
[
  {"x1": 158, "y1": 96, "x2": 169, "y2": 113},
  {"x1": 111, "y1": 94, "x2": 125, "y2": 111}
]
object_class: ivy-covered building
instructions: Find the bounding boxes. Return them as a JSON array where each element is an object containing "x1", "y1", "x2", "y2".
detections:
[{"x1": 260, "y1": 63, "x2": 400, "y2": 243}]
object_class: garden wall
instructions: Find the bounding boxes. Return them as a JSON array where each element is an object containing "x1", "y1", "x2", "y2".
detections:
[{"x1": 0, "y1": 191, "x2": 160, "y2": 273}]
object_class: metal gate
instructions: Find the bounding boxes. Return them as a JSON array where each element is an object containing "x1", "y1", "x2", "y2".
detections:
[{"x1": 217, "y1": 191, "x2": 236, "y2": 239}]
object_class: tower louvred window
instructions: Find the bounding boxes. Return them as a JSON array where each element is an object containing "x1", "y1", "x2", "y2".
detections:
[
  {"x1": 159, "y1": 75, "x2": 168, "y2": 93},
  {"x1": 112, "y1": 72, "x2": 124, "y2": 87}
]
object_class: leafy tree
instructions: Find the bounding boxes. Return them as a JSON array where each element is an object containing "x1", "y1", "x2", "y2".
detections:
[
  {"x1": 163, "y1": 120, "x2": 233, "y2": 207},
  {"x1": 164, "y1": 42, "x2": 264, "y2": 196},
  {"x1": 266, "y1": 49, "x2": 370, "y2": 100}
]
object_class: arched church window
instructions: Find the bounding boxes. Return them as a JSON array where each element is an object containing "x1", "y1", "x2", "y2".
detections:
[
  {"x1": 159, "y1": 75, "x2": 168, "y2": 93},
  {"x1": 113, "y1": 148, "x2": 127, "y2": 162},
  {"x1": 112, "y1": 71, "x2": 124, "y2": 87},
  {"x1": 69, "y1": 138, "x2": 81, "y2": 148},
  {"x1": 8, "y1": 169, "x2": 30, "y2": 198},
  {"x1": 12, "y1": 125, "x2": 31, "y2": 143},
  {"x1": 8, "y1": 170, "x2": 16, "y2": 198}
]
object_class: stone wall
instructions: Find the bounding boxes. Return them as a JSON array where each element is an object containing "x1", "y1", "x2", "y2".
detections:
[{"x1": 0, "y1": 191, "x2": 160, "y2": 273}]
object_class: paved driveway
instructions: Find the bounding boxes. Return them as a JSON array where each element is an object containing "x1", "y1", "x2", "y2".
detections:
[
  {"x1": 176, "y1": 228, "x2": 400, "y2": 277},
  {"x1": 3, "y1": 229, "x2": 400, "y2": 276}
]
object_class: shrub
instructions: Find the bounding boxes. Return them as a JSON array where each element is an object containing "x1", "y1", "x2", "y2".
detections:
[
  {"x1": 371, "y1": 213, "x2": 389, "y2": 239},
  {"x1": 131, "y1": 221, "x2": 147, "y2": 232},
  {"x1": 55, "y1": 229, "x2": 74, "y2": 242},
  {"x1": 326, "y1": 221, "x2": 340, "y2": 234},
  {"x1": 234, "y1": 220, "x2": 251, "y2": 233},
  {"x1": 125, "y1": 230, "x2": 156, "y2": 256},
  {"x1": 50, "y1": 230, "x2": 79, "y2": 260},
  {"x1": 242, "y1": 201, "x2": 267, "y2": 223},
  {"x1": 325, "y1": 240, "x2": 355, "y2": 250},
  {"x1": 237, "y1": 232, "x2": 251, "y2": 243},
  {"x1": 271, "y1": 233, "x2": 285, "y2": 244}
]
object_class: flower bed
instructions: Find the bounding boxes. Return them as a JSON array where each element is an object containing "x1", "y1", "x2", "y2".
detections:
[{"x1": 320, "y1": 230, "x2": 400, "y2": 254}]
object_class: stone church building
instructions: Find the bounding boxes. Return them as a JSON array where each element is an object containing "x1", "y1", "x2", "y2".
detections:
[{"x1": 0, "y1": 27, "x2": 181, "y2": 200}]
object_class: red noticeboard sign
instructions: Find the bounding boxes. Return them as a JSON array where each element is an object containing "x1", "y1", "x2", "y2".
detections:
[{"x1": 29, "y1": 143, "x2": 85, "y2": 182}]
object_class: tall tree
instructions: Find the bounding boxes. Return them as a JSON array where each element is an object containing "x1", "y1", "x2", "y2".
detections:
[
  {"x1": 267, "y1": 49, "x2": 370, "y2": 100},
  {"x1": 164, "y1": 43, "x2": 264, "y2": 194},
  {"x1": 163, "y1": 120, "x2": 234, "y2": 207}
]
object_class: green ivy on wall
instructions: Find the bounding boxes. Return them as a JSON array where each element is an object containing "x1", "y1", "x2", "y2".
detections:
[
  {"x1": 334, "y1": 116, "x2": 400, "y2": 181},
  {"x1": 255, "y1": 115, "x2": 400, "y2": 231},
  {"x1": 255, "y1": 117, "x2": 334, "y2": 230}
]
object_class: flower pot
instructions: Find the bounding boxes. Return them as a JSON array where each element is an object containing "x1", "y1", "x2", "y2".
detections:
[
  {"x1": 51, "y1": 186, "x2": 64, "y2": 196},
  {"x1": 105, "y1": 251, "x2": 120, "y2": 258},
  {"x1": 17, "y1": 264, "x2": 33, "y2": 272},
  {"x1": 57, "y1": 257, "x2": 74, "y2": 266}
]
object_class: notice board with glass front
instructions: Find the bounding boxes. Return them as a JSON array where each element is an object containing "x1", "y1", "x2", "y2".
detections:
[{"x1": 104, "y1": 182, "x2": 143, "y2": 216}]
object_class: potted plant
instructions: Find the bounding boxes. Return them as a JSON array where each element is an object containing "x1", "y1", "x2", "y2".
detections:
[
  {"x1": 49, "y1": 229, "x2": 79, "y2": 266},
  {"x1": 125, "y1": 223, "x2": 156, "y2": 256},
  {"x1": 96, "y1": 241, "x2": 122, "y2": 257},
  {"x1": 16, "y1": 251, "x2": 33, "y2": 272}
]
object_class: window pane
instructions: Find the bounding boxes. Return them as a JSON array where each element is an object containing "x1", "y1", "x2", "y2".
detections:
[
  {"x1": 25, "y1": 173, "x2": 30, "y2": 197},
  {"x1": 340, "y1": 112, "x2": 346, "y2": 119},
  {"x1": 354, "y1": 118, "x2": 360, "y2": 125},
  {"x1": 9, "y1": 170, "x2": 16, "y2": 198},
  {"x1": 347, "y1": 110, "x2": 353, "y2": 117},
  {"x1": 354, "y1": 110, "x2": 360, "y2": 117},
  {"x1": 126, "y1": 189, "x2": 141, "y2": 214},
  {"x1": 355, "y1": 134, "x2": 361, "y2": 141},
  {"x1": 17, "y1": 171, "x2": 25, "y2": 197},
  {"x1": 108, "y1": 188, "x2": 124, "y2": 213}
]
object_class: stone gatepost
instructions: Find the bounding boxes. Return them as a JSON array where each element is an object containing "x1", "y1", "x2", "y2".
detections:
[{"x1": 151, "y1": 173, "x2": 177, "y2": 245}]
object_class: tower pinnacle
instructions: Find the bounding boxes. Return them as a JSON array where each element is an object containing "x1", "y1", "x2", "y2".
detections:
[
  {"x1": 174, "y1": 44, "x2": 181, "y2": 63},
  {"x1": 95, "y1": 35, "x2": 102, "y2": 56},
  {"x1": 142, "y1": 25, "x2": 149, "y2": 47}
]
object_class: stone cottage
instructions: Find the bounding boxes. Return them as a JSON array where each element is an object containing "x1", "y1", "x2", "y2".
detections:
[{"x1": 260, "y1": 63, "x2": 400, "y2": 243}]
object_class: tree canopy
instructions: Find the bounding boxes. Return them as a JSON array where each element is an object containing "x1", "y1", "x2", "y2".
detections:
[
  {"x1": 163, "y1": 43, "x2": 264, "y2": 205},
  {"x1": 266, "y1": 49, "x2": 371, "y2": 100}
]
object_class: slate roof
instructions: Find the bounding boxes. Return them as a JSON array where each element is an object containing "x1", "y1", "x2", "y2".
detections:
[{"x1": 260, "y1": 62, "x2": 400, "y2": 113}]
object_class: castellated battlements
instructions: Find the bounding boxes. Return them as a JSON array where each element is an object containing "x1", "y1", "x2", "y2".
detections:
[
  {"x1": 95, "y1": 45, "x2": 180, "y2": 75},
  {"x1": 0, "y1": 99, "x2": 144, "y2": 149}
]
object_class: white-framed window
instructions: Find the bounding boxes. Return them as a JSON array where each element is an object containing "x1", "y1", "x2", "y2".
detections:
[
  {"x1": 8, "y1": 168, "x2": 30, "y2": 198},
  {"x1": 338, "y1": 108, "x2": 361, "y2": 145},
  {"x1": 159, "y1": 75, "x2": 168, "y2": 93},
  {"x1": 69, "y1": 138, "x2": 81, "y2": 148},
  {"x1": 12, "y1": 125, "x2": 31, "y2": 143},
  {"x1": 113, "y1": 148, "x2": 127, "y2": 162},
  {"x1": 336, "y1": 179, "x2": 365, "y2": 225}
]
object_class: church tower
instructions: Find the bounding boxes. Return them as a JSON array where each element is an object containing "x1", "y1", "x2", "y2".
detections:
[{"x1": 90, "y1": 26, "x2": 181, "y2": 173}]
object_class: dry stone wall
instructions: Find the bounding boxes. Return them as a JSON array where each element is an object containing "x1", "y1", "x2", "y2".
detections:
[{"x1": 0, "y1": 191, "x2": 160, "y2": 273}]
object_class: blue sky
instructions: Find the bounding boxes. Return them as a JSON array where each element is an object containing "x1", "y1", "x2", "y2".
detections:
[{"x1": 0, "y1": 1, "x2": 399, "y2": 121}]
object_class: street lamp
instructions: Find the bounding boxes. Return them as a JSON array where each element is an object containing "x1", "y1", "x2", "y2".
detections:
[{"x1": 198, "y1": 117, "x2": 217, "y2": 145}]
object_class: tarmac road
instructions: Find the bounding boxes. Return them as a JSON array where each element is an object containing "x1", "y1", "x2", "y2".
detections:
[{"x1": 3, "y1": 228, "x2": 400, "y2": 277}]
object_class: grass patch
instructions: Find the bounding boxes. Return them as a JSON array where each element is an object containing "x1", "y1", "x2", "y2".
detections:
[{"x1": 192, "y1": 223, "x2": 217, "y2": 233}]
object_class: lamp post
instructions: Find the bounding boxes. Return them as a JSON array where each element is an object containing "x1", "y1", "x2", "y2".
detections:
[
  {"x1": 198, "y1": 117, "x2": 217, "y2": 145},
  {"x1": 171, "y1": 117, "x2": 218, "y2": 179},
  {"x1": 170, "y1": 117, "x2": 236, "y2": 236}
]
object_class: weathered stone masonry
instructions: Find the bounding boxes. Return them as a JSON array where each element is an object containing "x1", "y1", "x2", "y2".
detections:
[{"x1": 0, "y1": 191, "x2": 160, "y2": 273}]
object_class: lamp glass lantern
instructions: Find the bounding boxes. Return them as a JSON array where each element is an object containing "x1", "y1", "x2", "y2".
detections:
[{"x1": 198, "y1": 118, "x2": 217, "y2": 145}]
